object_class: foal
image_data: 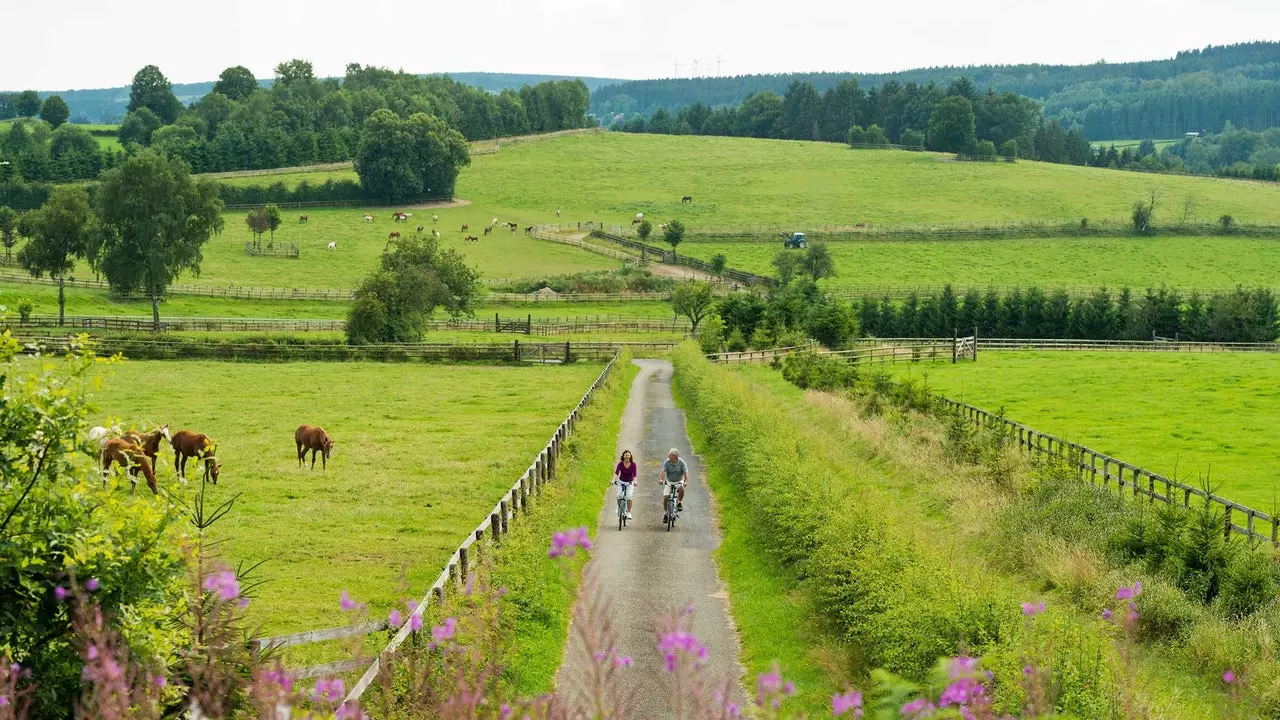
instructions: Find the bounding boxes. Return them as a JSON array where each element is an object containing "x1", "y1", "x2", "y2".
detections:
[
  {"x1": 295, "y1": 425, "x2": 334, "y2": 470},
  {"x1": 171, "y1": 430, "x2": 222, "y2": 484},
  {"x1": 102, "y1": 438, "x2": 159, "y2": 494}
]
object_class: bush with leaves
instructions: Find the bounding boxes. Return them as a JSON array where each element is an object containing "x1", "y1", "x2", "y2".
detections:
[{"x1": 346, "y1": 234, "x2": 480, "y2": 344}]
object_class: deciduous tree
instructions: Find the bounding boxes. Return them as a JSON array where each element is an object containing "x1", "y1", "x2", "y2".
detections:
[
  {"x1": 663, "y1": 219, "x2": 685, "y2": 257},
  {"x1": 927, "y1": 96, "x2": 976, "y2": 153},
  {"x1": 118, "y1": 107, "x2": 162, "y2": 147},
  {"x1": 18, "y1": 186, "x2": 93, "y2": 324},
  {"x1": 127, "y1": 65, "x2": 182, "y2": 124},
  {"x1": 345, "y1": 234, "x2": 480, "y2": 344},
  {"x1": 671, "y1": 280, "x2": 716, "y2": 333},
  {"x1": 212, "y1": 65, "x2": 259, "y2": 101},
  {"x1": 354, "y1": 110, "x2": 470, "y2": 202},
  {"x1": 39, "y1": 95, "x2": 69, "y2": 129},
  {"x1": 800, "y1": 243, "x2": 836, "y2": 281},
  {"x1": 90, "y1": 151, "x2": 224, "y2": 330},
  {"x1": 13, "y1": 90, "x2": 40, "y2": 117}
]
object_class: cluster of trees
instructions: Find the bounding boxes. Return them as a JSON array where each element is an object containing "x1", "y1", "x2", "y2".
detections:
[
  {"x1": 111, "y1": 62, "x2": 588, "y2": 176},
  {"x1": 1, "y1": 117, "x2": 122, "y2": 183},
  {"x1": 12, "y1": 151, "x2": 224, "y2": 327},
  {"x1": 592, "y1": 42, "x2": 1280, "y2": 140},
  {"x1": 0, "y1": 91, "x2": 70, "y2": 126},
  {"x1": 1080, "y1": 124, "x2": 1280, "y2": 182},
  {"x1": 612, "y1": 77, "x2": 1093, "y2": 164},
  {"x1": 856, "y1": 285, "x2": 1278, "y2": 343},
  {"x1": 346, "y1": 234, "x2": 480, "y2": 344}
]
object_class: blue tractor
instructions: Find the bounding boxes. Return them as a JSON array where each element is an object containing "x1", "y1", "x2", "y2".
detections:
[{"x1": 781, "y1": 232, "x2": 807, "y2": 249}]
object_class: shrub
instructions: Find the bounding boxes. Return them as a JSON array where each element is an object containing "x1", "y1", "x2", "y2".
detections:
[
  {"x1": 697, "y1": 314, "x2": 726, "y2": 354},
  {"x1": 725, "y1": 327, "x2": 747, "y2": 352},
  {"x1": 1219, "y1": 214, "x2": 1236, "y2": 233},
  {"x1": 709, "y1": 253, "x2": 727, "y2": 275},
  {"x1": 899, "y1": 128, "x2": 925, "y2": 149},
  {"x1": 1218, "y1": 546, "x2": 1280, "y2": 619},
  {"x1": 780, "y1": 351, "x2": 857, "y2": 390},
  {"x1": 17, "y1": 297, "x2": 33, "y2": 322},
  {"x1": 1134, "y1": 577, "x2": 1202, "y2": 642}
]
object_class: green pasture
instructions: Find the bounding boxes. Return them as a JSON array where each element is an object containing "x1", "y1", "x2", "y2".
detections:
[
  {"x1": 891, "y1": 351, "x2": 1280, "y2": 512},
  {"x1": 88, "y1": 360, "x2": 604, "y2": 637},
  {"x1": 221, "y1": 133, "x2": 1280, "y2": 230},
  {"x1": 677, "y1": 235, "x2": 1280, "y2": 290},
  {"x1": 214, "y1": 168, "x2": 359, "y2": 188}
]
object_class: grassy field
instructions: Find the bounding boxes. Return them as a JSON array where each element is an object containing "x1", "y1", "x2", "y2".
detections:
[
  {"x1": 88, "y1": 360, "x2": 604, "y2": 636},
  {"x1": 215, "y1": 168, "x2": 359, "y2": 188},
  {"x1": 215, "y1": 133, "x2": 1280, "y2": 228},
  {"x1": 39, "y1": 205, "x2": 619, "y2": 290},
  {"x1": 890, "y1": 351, "x2": 1280, "y2": 512},
  {"x1": 677, "y1": 235, "x2": 1280, "y2": 289}
]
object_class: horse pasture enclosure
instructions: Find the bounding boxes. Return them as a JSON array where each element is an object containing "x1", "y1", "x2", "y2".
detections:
[
  {"x1": 890, "y1": 351, "x2": 1280, "y2": 512},
  {"x1": 86, "y1": 359, "x2": 606, "y2": 653}
]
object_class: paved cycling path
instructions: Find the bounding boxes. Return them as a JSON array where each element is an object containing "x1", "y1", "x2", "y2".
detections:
[{"x1": 555, "y1": 359, "x2": 745, "y2": 718}]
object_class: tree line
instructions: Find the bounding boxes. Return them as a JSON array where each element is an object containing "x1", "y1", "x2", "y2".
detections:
[
  {"x1": 0, "y1": 62, "x2": 589, "y2": 183},
  {"x1": 590, "y1": 42, "x2": 1280, "y2": 140},
  {"x1": 611, "y1": 77, "x2": 1093, "y2": 164},
  {"x1": 1088, "y1": 124, "x2": 1280, "y2": 182},
  {"x1": 855, "y1": 285, "x2": 1278, "y2": 343}
]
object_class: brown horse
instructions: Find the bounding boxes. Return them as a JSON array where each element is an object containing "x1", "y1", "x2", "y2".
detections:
[
  {"x1": 295, "y1": 425, "x2": 334, "y2": 469},
  {"x1": 103, "y1": 438, "x2": 158, "y2": 494},
  {"x1": 299, "y1": 215, "x2": 309, "y2": 223},
  {"x1": 122, "y1": 425, "x2": 170, "y2": 467},
  {"x1": 171, "y1": 430, "x2": 221, "y2": 484}
]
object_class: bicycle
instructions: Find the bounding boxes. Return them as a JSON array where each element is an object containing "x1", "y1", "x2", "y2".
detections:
[
  {"x1": 663, "y1": 480, "x2": 684, "y2": 532},
  {"x1": 612, "y1": 479, "x2": 633, "y2": 530}
]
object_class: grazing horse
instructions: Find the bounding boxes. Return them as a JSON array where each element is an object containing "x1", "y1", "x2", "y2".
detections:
[
  {"x1": 461, "y1": 223, "x2": 469, "y2": 232},
  {"x1": 295, "y1": 425, "x2": 334, "y2": 469},
  {"x1": 432, "y1": 214, "x2": 439, "y2": 224},
  {"x1": 506, "y1": 222, "x2": 518, "y2": 230},
  {"x1": 363, "y1": 215, "x2": 375, "y2": 223},
  {"x1": 328, "y1": 242, "x2": 337, "y2": 251},
  {"x1": 491, "y1": 217, "x2": 499, "y2": 226},
  {"x1": 388, "y1": 231, "x2": 401, "y2": 242},
  {"x1": 483, "y1": 226, "x2": 492, "y2": 236},
  {"x1": 433, "y1": 229, "x2": 441, "y2": 238},
  {"x1": 556, "y1": 208, "x2": 561, "y2": 217},
  {"x1": 171, "y1": 430, "x2": 221, "y2": 484},
  {"x1": 854, "y1": 222, "x2": 867, "y2": 228},
  {"x1": 632, "y1": 213, "x2": 644, "y2": 225},
  {"x1": 122, "y1": 425, "x2": 170, "y2": 467},
  {"x1": 524, "y1": 226, "x2": 534, "y2": 234},
  {"x1": 681, "y1": 196, "x2": 693, "y2": 203},
  {"x1": 464, "y1": 235, "x2": 478, "y2": 243},
  {"x1": 102, "y1": 438, "x2": 158, "y2": 494},
  {"x1": 393, "y1": 212, "x2": 408, "y2": 223},
  {"x1": 416, "y1": 225, "x2": 425, "y2": 233},
  {"x1": 299, "y1": 215, "x2": 309, "y2": 223}
]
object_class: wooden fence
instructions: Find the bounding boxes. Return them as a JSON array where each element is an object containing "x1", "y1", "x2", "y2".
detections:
[
  {"x1": 0, "y1": 271, "x2": 354, "y2": 301},
  {"x1": 823, "y1": 284, "x2": 1280, "y2": 301},
  {"x1": 938, "y1": 396, "x2": 1278, "y2": 545},
  {"x1": 12, "y1": 313, "x2": 690, "y2": 336},
  {"x1": 223, "y1": 196, "x2": 449, "y2": 211},
  {"x1": 237, "y1": 353, "x2": 621, "y2": 693},
  {"x1": 851, "y1": 337, "x2": 1280, "y2": 354},
  {"x1": 712, "y1": 339, "x2": 965, "y2": 365},
  {"x1": 244, "y1": 241, "x2": 300, "y2": 258},
  {"x1": 589, "y1": 231, "x2": 773, "y2": 287},
  {"x1": 527, "y1": 227, "x2": 635, "y2": 262}
]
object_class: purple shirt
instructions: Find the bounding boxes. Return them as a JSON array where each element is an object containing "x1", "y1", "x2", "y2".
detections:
[{"x1": 615, "y1": 461, "x2": 637, "y2": 482}]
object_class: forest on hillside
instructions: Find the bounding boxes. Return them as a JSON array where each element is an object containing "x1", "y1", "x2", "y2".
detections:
[
  {"x1": 0, "y1": 62, "x2": 591, "y2": 185},
  {"x1": 592, "y1": 42, "x2": 1280, "y2": 139}
]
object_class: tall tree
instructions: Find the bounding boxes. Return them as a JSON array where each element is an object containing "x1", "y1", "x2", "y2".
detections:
[
  {"x1": 212, "y1": 66, "x2": 259, "y2": 101},
  {"x1": 18, "y1": 187, "x2": 93, "y2": 325},
  {"x1": 0, "y1": 207, "x2": 19, "y2": 261},
  {"x1": 118, "y1": 107, "x2": 163, "y2": 146},
  {"x1": 345, "y1": 234, "x2": 479, "y2": 344},
  {"x1": 13, "y1": 91, "x2": 40, "y2": 117},
  {"x1": 663, "y1": 219, "x2": 686, "y2": 258},
  {"x1": 354, "y1": 110, "x2": 470, "y2": 202},
  {"x1": 819, "y1": 80, "x2": 864, "y2": 142},
  {"x1": 90, "y1": 151, "x2": 224, "y2": 330},
  {"x1": 39, "y1": 96, "x2": 69, "y2": 129},
  {"x1": 671, "y1": 280, "x2": 716, "y2": 333},
  {"x1": 780, "y1": 81, "x2": 821, "y2": 141},
  {"x1": 274, "y1": 59, "x2": 316, "y2": 85},
  {"x1": 927, "y1": 96, "x2": 976, "y2": 153},
  {"x1": 799, "y1": 243, "x2": 836, "y2": 281},
  {"x1": 127, "y1": 65, "x2": 182, "y2": 124}
]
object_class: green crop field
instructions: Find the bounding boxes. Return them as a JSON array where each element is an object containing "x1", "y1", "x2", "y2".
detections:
[
  {"x1": 890, "y1": 351, "x2": 1280, "y2": 511},
  {"x1": 677, "y1": 235, "x2": 1280, "y2": 289},
  {"x1": 88, "y1": 360, "x2": 604, "y2": 636}
]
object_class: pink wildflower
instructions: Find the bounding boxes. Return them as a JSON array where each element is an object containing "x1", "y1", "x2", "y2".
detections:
[
  {"x1": 86, "y1": 578, "x2": 99, "y2": 592},
  {"x1": 1020, "y1": 601, "x2": 1046, "y2": 616},
  {"x1": 202, "y1": 571, "x2": 240, "y2": 602},
  {"x1": 1224, "y1": 670, "x2": 1236, "y2": 685},
  {"x1": 409, "y1": 612, "x2": 423, "y2": 632},
  {"x1": 388, "y1": 610, "x2": 403, "y2": 628},
  {"x1": 832, "y1": 690, "x2": 863, "y2": 717},
  {"x1": 312, "y1": 677, "x2": 346, "y2": 703},
  {"x1": 54, "y1": 586, "x2": 67, "y2": 601}
]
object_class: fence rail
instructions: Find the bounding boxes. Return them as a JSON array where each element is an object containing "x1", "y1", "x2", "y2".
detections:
[
  {"x1": 244, "y1": 241, "x2": 300, "y2": 258},
  {"x1": 823, "y1": 284, "x2": 1280, "y2": 301},
  {"x1": 223, "y1": 196, "x2": 450, "y2": 211},
  {"x1": 589, "y1": 230, "x2": 772, "y2": 287},
  {"x1": 938, "y1": 396, "x2": 1277, "y2": 545},
  {"x1": 850, "y1": 337, "x2": 1280, "y2": 353}
]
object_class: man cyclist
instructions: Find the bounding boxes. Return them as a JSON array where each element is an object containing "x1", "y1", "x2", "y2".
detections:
[{"x1": 658, "y1": 448, "x2": 688, "y2": 521}]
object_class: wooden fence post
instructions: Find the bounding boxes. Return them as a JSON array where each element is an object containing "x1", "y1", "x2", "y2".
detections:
[
  {"x1": 499, "y1": 500, "x2": 509, "y2": 534},
  {"x1": 459, "y1": 546, "x2": 469, "y2": 582},
  {"x1": 514, "y1": 339, "x2": 519, "y2": 362},
  {"x1": 520, "y1": 475, "x2": 529, "y2": 513},
  {"x1": 490, "y1": 513, "x2": 501, "y2": 542},
  {"x1": 565, "y1": 341, "x2": 571, "y2": 364},
  {"x1": 1224, "y1": 506, "x2": 1234, "y2": 539}
]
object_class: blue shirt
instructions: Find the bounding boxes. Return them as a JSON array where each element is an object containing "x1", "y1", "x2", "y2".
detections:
[{"x1": 661, "y1": 457, "x2": 688, "y2": 483}]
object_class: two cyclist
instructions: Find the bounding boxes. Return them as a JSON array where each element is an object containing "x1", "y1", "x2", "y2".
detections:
[{"x1": 611, "y1": 447, "x2": 688, "y2": 524}]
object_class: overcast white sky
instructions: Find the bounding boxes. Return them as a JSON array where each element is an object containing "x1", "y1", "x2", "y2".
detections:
[{"x1": 4, "y1": 0, "x2": 1279, "y2": 90}]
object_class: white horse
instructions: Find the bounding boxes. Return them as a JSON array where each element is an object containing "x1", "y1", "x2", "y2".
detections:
[
  {"x1": 432, "y1": 214, "x2": 439, "y2": 224},
  {"x1": 491, "y1": 217, "x2": 499, "y2": 226},
  {"x1": 432, "y1": 229, "x2": 440, "y2": 239},
  {"x1": 328, "y1": 242, "x2": 337, "y2": 251},
  {"x1": 362, "y1": 214, "x2": 375, "y2": 223}
]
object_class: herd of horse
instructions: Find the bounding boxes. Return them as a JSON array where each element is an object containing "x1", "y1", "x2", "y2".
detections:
[{"x1": 91, "y1": 423, "x2": 334, "y2": 495}]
